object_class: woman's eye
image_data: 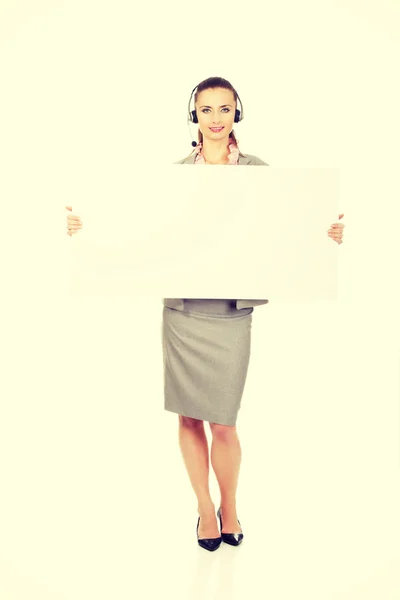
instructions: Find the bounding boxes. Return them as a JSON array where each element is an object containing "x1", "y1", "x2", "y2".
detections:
[{"x1": 202, "y1": 108, "x2": 230, "y2": 113}]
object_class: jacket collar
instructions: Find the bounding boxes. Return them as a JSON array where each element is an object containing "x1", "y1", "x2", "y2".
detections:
[{"x1": 181, "y1": 152, "x2": 253, "y2": 165}]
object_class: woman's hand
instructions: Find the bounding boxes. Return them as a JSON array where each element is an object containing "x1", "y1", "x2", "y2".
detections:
[
  {"x1": 327, "y1": 213, "x2": 345, "y2": 245},
  {"x1": 66, "y1": 206, "x2": 83, "y2": 236}
]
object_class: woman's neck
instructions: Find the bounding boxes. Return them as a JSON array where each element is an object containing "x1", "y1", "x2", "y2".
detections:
[{"x1": 201, "y1": 138, "x2": 232, "y2": 164}]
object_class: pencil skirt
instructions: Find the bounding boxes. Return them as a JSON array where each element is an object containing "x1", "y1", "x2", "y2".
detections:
[{"x1": 162, "y1": 299, "x2": 253, "y2": 426}]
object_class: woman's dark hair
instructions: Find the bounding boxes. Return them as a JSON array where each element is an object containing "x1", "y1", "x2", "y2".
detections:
[{"x1": 184, "y1": 76, "x2": 246, "y2": 160}]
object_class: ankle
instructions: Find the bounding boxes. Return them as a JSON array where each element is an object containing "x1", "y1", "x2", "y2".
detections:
[{"x1": 197, "y1": 500, "x2": 215, "y2": 514}]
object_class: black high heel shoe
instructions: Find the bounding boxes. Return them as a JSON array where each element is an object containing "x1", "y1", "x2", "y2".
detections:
[
  {"x1": 196, "y1": 516, "x2": 222, "y2": 551},
  {"x1": 217, "y1": 507, "x2": 244, "y2": 546}
]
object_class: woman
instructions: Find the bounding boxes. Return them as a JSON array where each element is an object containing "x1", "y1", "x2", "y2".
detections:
[{"x1": 66, "y1": 76, "x2": 345, "y2": 552}]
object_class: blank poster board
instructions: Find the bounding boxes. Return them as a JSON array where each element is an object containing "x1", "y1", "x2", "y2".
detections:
[{"x1": 70, "y1": 167, "x2": 339, "y2": 300}]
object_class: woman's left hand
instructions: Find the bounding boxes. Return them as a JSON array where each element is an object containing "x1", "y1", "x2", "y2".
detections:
[{"x1": 327, "y1": 213, "x2": 345, "y2": 245}]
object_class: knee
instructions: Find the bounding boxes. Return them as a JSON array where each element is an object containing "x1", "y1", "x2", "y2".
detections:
[
  {"x1": 209, "y1": 422, "x2": 237, "y2": 442},
  {"x1": 179, "y1": 415, "x2": 204, "y2": 430}
]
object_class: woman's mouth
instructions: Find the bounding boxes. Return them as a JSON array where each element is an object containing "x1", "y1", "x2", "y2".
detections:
[{"x1": 209, "y1": 127, "x2": 224, "y2": 132}]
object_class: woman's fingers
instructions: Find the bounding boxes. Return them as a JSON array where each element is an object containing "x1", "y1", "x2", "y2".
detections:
[
  {"x1": 66, "y1": 227, "x2": 81, "y2": 235},
  {"x1": 67, "y1": 217, "x2": 82, "y2": 227},
  {"x1": 66, "y1": 212, "x2": 83, "y2": 236},
  {"x1": 327, "y1": 223, "x2": 344, "y2": 243}
]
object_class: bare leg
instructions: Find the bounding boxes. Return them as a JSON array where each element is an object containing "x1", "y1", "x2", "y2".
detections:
[
  {"x1": 209, "y1": 423, "x2": 243, "y2": 533},
  {"x1": 178, "y1": 415, "x2": 220, "y2": 538}
]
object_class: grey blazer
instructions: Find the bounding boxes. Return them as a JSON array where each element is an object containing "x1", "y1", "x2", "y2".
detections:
[{"x1": 163, "y1": 150, "x2": 270, "y2": 311}]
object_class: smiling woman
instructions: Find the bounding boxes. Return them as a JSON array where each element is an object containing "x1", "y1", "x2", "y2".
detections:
[{"x1": 64, "y1": 75, "x2": 344, "y2": 554}]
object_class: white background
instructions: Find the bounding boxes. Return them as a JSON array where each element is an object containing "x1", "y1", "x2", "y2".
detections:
[{"x1": 0, "y1": 1, "x2": 400, "y2": 599}]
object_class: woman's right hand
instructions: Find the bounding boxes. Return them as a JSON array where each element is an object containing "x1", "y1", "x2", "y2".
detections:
[{"x1": 66, "y1": 206, "x2": 83, "y2": 236}]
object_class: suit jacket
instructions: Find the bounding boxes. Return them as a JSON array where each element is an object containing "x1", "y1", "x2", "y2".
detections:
[{"x1": 163, "y1": 150, "x2": 270, "y2": 311}]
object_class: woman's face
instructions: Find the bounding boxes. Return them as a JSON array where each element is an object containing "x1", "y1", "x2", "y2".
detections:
[{"x1": 195, "y1": 87, "x2": 236, "y2": 143}]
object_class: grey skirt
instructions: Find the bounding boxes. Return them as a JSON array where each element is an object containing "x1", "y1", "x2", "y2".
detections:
[{"x1": 162, "y1": 299, "x2": 253, "y2": 426}]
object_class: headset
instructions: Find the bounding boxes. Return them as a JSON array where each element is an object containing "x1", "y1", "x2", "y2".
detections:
[{"x1": 187, "y1": 82, "x2": 244, "y2": 147}]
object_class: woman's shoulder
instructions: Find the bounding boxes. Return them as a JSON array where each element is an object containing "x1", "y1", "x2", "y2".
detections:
[
  {"x1": 173, "y1": 154, "x2": 196, "y2": 164},
  {"x1": 239, "y1": 153, "x2": 269, "y2": 166}
]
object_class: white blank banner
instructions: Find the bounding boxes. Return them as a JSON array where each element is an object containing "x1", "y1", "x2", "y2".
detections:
[{"x1": 70, "y1": 167, "x2": 339, "y2": 300}]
